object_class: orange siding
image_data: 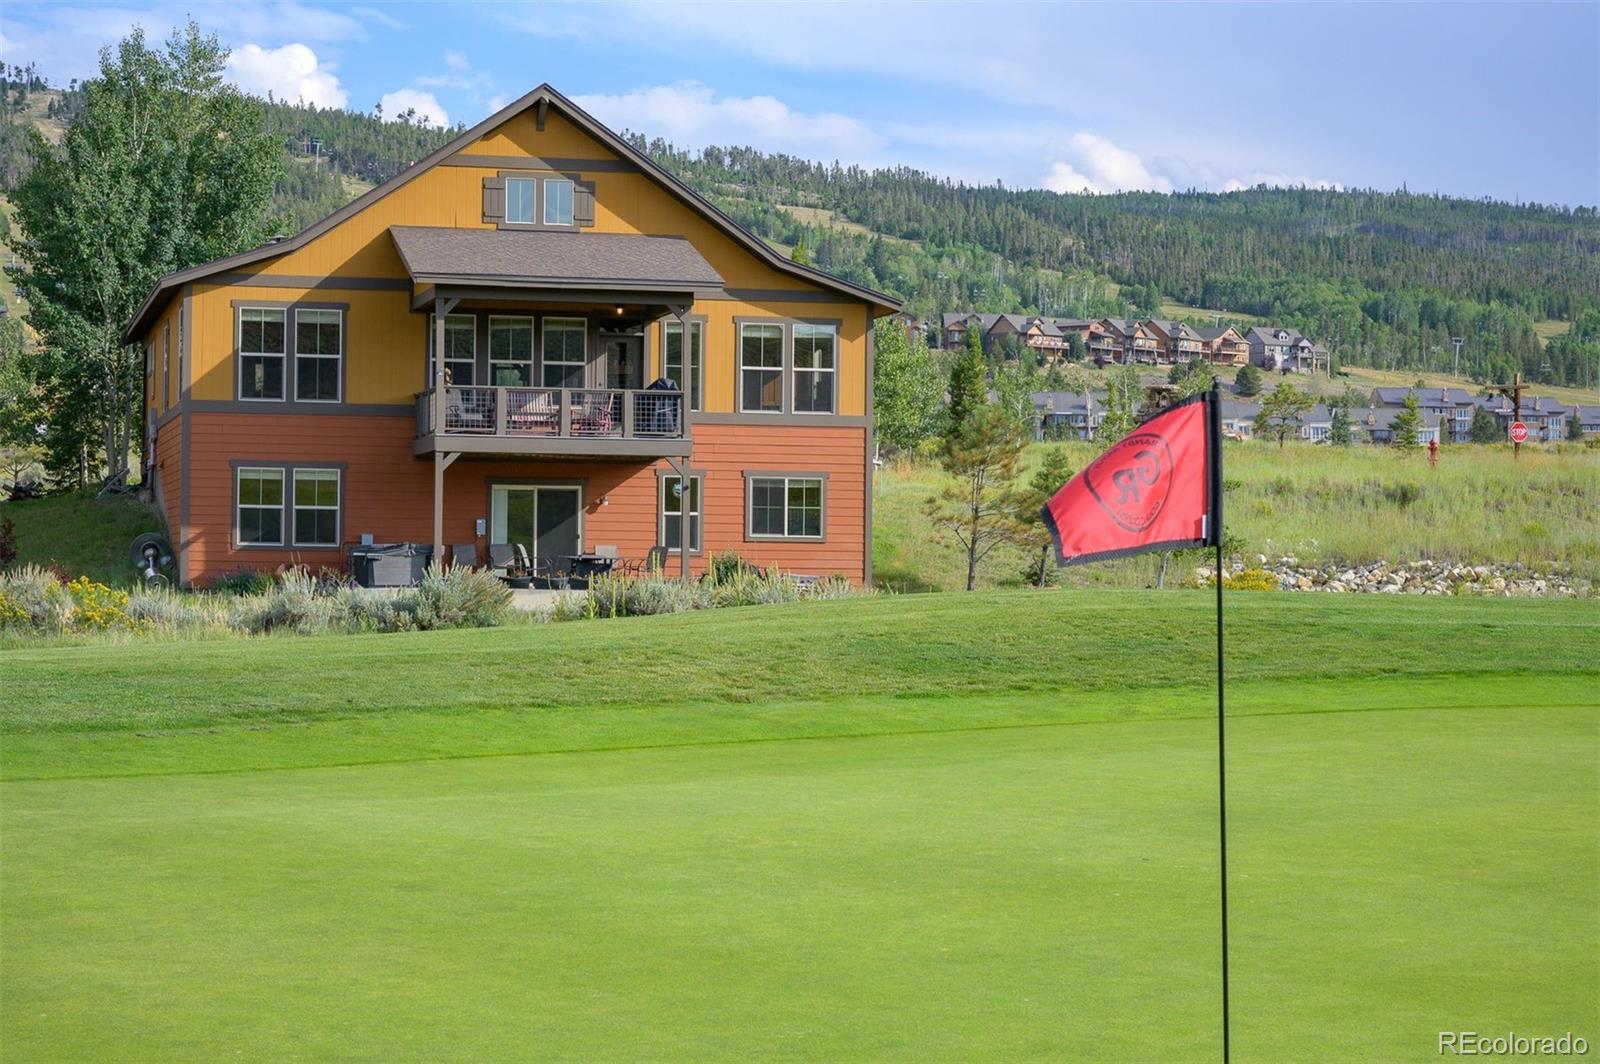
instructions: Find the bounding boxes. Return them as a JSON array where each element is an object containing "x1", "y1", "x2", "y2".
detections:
[{"x1": 181, "y1": 415, "x2": 867, "y2": 584}]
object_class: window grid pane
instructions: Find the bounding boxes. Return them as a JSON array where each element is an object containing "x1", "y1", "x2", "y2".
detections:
[
  {"x1": 544, "y1": 179, "x2": 574, "y2": 225},
  {"x1": 490, "y1": 317, "x2": 534, "y2": 387},
  {"x1": 291, "y1": 470, "x2": 340, "y2": 547},
  {"x1": 237, "y1": 469, "x2": 284, "y2": 545},
  {"x1": 661, "y1": 475, "x2": 702, "y2": 551},
  {"x1": 542, "y1": 319, "x2": 586, "y2": 389},
  {"x1": 506, "y1": 178, "x2": 535, "y2": 223}
]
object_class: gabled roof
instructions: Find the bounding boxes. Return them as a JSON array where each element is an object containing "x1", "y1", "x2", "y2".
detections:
[
  {"x1": 1195, "y1": 325, "x2": 1243, "y2": 342},
  {"x1": 1245, "y1": 325, "x2": 1304, "y2": 345},
  {"x1": 125, "y1": 84, "x2": 898, "y2": 342}
]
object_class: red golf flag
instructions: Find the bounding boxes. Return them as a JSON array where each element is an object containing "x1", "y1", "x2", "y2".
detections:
[{"x1": 1043, "y1": 391, "x2": 1220, "y2": 566}]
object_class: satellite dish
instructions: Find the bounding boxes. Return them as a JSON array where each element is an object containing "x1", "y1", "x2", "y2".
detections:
[{"x1": 130, "y1": 533, "x2": 174, "y2": 587}]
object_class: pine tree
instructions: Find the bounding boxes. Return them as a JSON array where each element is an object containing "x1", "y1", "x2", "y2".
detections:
[
  {"x1": 1469, "y1": 406, "x2": 1501, "y2": 443},
  {"x1": 1254, "y1": 381, "x2": 1315, "y2": 448},
  {"x1": 1234, "y1": 363, "x2": 1263, "y2": 397},
  {"x1": 1329, "y1": 405, "x2": 1353, "y2": 446},
  {"x1": 1389, "y1": 392, "x2": 1424, "y2": 449},
  {"x1": 924, "y1": 405, "x2": 1027, "y2": 591},
  {"x1": 944, "y1": 326, "x2": 987, "y2": 443}
]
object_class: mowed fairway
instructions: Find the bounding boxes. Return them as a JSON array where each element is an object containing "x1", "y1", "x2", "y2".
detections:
[{"x1": 2, "y1": 592, "x2": 1596, "y2": 1061}]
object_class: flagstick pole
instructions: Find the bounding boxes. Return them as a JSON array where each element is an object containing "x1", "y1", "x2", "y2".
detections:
[{"x1": 1209, "y1": 379, "x2": 1231, "y2": 1064}]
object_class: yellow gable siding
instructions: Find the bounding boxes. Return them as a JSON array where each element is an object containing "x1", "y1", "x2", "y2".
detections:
[
  {"x1": 171, "y1": 100, "x2": 869, "y2": 414},
  {"x1": 455, "y1": 109, "x2": 618, "y2": 160}
]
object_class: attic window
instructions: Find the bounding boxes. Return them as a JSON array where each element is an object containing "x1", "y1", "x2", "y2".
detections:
[
  {"x1": 506, "y1": 178, "x2": 536, "y2": 223},
  {"x1": 544, "y1": 179, "x2": 574, "y2": 226}
]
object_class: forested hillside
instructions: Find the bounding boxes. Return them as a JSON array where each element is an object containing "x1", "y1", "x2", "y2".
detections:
[
  {"x1": 633, "y1": 138, "x2": 1599, "y2": 388},
  {"x1": 3, "y1": 65, "x2": 1595, "y2": 389}
]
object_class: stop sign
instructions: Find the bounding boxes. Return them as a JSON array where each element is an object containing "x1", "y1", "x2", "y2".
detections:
[{"x1": 1509, "y1": 421, "x2": 1529, "y2": 444}]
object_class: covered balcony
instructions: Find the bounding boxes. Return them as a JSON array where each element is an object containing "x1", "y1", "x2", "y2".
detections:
[{"x1": 413, "y1": 384, "x2": 689, "y2": 459}]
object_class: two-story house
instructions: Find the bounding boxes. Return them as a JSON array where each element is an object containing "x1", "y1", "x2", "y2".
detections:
[
  {"x1": 1246, "y1": 327, "x2": 1328, "y2": 373},
  {"x1": 1195, "y1": 325, "x2": 1250, "y2": 366},
  {"x1": 127, "y1": 85, "x2": 898, "y2": 587},
  {"x1": 1144, "y1": 320, "x2": 1207, "y2": 364}
]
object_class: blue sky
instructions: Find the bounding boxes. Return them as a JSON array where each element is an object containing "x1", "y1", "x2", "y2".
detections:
[{"x1": 3, "y1": 1, "x2": 1596, "y2": 205}]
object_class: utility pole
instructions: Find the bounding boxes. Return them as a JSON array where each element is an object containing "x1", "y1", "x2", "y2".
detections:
[{"x1": 1492, "y1": 372, "x2": 1524, "y2": 460}]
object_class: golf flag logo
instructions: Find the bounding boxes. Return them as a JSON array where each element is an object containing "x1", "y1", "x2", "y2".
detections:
[{"x1": 1043, "y1": 392, "x2": 1218, "y2": 567}]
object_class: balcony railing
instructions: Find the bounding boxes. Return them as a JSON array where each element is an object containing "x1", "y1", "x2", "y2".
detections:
[{"x1": 415, "y1": 385, "x2": 689, "y2": 456}]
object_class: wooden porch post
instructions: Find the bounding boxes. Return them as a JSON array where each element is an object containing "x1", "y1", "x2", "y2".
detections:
[
  {"x1": 666, "y1": 455, "x2": 691, "y2": 582},
  {"x1": 431, "y1": 295, "x2": 459, "y2": 567}
]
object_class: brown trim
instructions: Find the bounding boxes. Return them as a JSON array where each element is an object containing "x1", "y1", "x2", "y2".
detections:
[
  {"x1": 864, "y1": 320, "x2": 876, "y2": 586},
  {"x1": 188, "y1": 400, "x2": 413, "y2": 417},
  {"x1": 123, "y1": 84, "x2": 898, "y2": 344},
  {"x1": 228, "y1": 460, "x2": 348, "y2": 552},
  {"x1": 230, "y1": 300, "x2": 350, "y2": 405},
  {"x1": 715, "y1": 288, "x2": 863, "y2": 305},
  {"x1": 741, "y1": 470, "x2": 829, "y2": 543},
  {"x1": 494, "y1": 170, "x2": 584, "y2": 232},
  {"x1": 653, "y1": 465, "x2": 706, "y2": 555},
  {"x1": 658, "y1": 314, "x2": 707, "y2": 412},
  {"x1": 689, "y1": 412, "x2": 867, "y2": 428},
  {"x1": 213, "y1": 274, "x2": 413, "y2": 292},
  {"x1": 442, "y1": 154, "x2": 640, "y2": 173}
]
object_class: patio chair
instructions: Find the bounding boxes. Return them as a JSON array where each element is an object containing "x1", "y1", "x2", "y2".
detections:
[
  {"x1": 487, "y1": 543, "x2": 517, "y2": 573},
  {"x1": 451, "y1": 543, "x2": 478, "y2": 569}
]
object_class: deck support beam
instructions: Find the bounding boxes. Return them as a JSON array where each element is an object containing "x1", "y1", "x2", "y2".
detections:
[{"x1": 430, "y1": 298, "x2": 460, "y2": 568}]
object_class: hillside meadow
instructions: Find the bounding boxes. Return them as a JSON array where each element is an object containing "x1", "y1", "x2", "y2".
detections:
[{"x1": 874, "y1": 441, "x2": 1600, "y2": 593}]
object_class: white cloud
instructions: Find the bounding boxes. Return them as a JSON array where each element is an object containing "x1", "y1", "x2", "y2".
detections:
[
  {"x1": 1042, "y1": 133, "x2": 1173, "y2": 194},
  {"x1": 352, "y1": 5, "x2": 408, "y2": 31},
  {"x1": 571, "y1": 82, "x2": 885, "y2": 159},
  {"x1": 225, "y1": 43, "x2": 347, "y2": 108},
  {"x1": 486, "y1": 94, "x2": 509, "y2": 115},
  {"x1": 379, "y1": 88, "x2": 450, "y2": 128},
  {"x1": 1222, "y1": 173, "x2": 1345, "y2": 193},
  {"x1": 444, "y1": 50, "x2": 469, "y2": 71}
]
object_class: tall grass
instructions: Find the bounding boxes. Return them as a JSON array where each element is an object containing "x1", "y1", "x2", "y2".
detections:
[{"x1": 873, "y1": 441, "x2": 1600, "y2": 592}]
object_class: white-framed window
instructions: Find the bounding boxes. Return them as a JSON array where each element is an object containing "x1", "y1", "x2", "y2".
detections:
[
  {"x1": 505, "y1": 177, "x2": 537, "y2": 224},
  {"x1": 292, "y1": 468, "x2": 341, "y2": 547},
  {"x1": 541, "y1": 317, "x2": 586, "y2": 389},
  {"x1": 489, "y1": 316, "x2": 534, "y2": 387},
  {"x1": 792, "y1": 323, "x2": 836, "y2": 414},
  {"x1": 1307, "y1": 425, "x2": 1329, "y2": 441},
  {"x1": 544, "y1": 178, "x2": 574, "y2": 226},
  {"x1": 295, "y1": 308, "x2": 342, "y2": 402},
  {"x1": 660, "y1": 474, "x2": 701, "y2": 552},
  {"x1": 747, "y1": 475, "x2": 823, "y2": 539},
  {"x1": 740, "y1": 323, "x2": 783, "y2": 412},
  {"x1": 235, "y1": 467, "x2": 285, "y2": 545},
  {"x1": 430, "y1": 314, "x2": 477, "y2": 386},
  {"x1": 663, "y1": 320, "x2": 703, "y2": 411},
  {"x1": 238, "y1": 307, "x2": 286, "y2": 400}
]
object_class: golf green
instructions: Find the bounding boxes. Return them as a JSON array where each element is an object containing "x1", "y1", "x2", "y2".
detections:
[{"x1": 1, "y1": 592, "x2": 1596, "y2": 1060}]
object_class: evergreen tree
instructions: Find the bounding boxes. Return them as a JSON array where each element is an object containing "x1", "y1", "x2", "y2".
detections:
[
  {"x1": 1469, "y1": 406, "x2": 1501, "y2": 443},
  {"x1": 1389, "y1": 392, "x2": 1424, "y2": 449},
  {"x1": 1254, "y1": 381, "x2": 1315, "y2": 448},
  {"x1": 944, "y1": 326, "x2": 987, "y2": 443},
  {"x1": 1015, "y1": 446, "x2": 1075, "y2": 587},
  {"x1": 923, "y1": 405, "x2": 1026, "y2": 591},
  {"x1": 1233, "y1": 363, "x2": 1263, "y2": 396},
  {"x1": 1329, "y1": 405, "x2": 1353, "y2": 446},
  {"x1": 789, "y1": 239, "x2": 812, "y2": 266},
  {"x1": 1567, "y1": 412, "x2": 1584, "y2": 441}
]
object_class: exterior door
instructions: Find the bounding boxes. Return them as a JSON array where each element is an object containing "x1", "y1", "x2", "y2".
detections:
[
  {"x1": 490, "y1": 486, "x2": 582, "y2": 562},
  {"x1": 602, "y1": 335, "x2": 643, "y2": 390}
]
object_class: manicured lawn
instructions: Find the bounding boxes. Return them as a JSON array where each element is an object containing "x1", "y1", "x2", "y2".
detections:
[
  {"x1": 2, "y1": 591, "x2": 1596, "y2": 1060},
  {"x1": 0, "y1": 491, "x2": 163, "y2": 587}
]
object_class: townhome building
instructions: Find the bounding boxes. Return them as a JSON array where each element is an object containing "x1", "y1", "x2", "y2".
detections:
[
  {"x1": 1196, "y1": 325, "x2": 1250, "y2": 366},
  {"x1": 1144, "y1": 320, "x2": 1208, "y2": 364},
  {"x1": 1370, "y1": 387, "x2": 1477, "y2": 442},
  {"x1": 1245, "y1": 326, "x2": 1329, "y2": 373},
  {"x1": 1030, "y1": 390, "x2": 1103, "y2": 440},
  {"x1": 129, "y1": 85, "x2": 897, "y2": 587}
]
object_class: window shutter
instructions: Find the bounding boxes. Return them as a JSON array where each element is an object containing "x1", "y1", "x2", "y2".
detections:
[
  {"x1": 574, "y1": 181, "x2": 596, "y2": 227},
  {"x1": 482, "y1": 176, "x2": 505, "y2": 223}
]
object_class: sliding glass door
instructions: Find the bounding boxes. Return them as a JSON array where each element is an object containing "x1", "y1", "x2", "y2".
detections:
[{"x1": 490, "y1": 485, "x2": 582, "y2": 563}]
